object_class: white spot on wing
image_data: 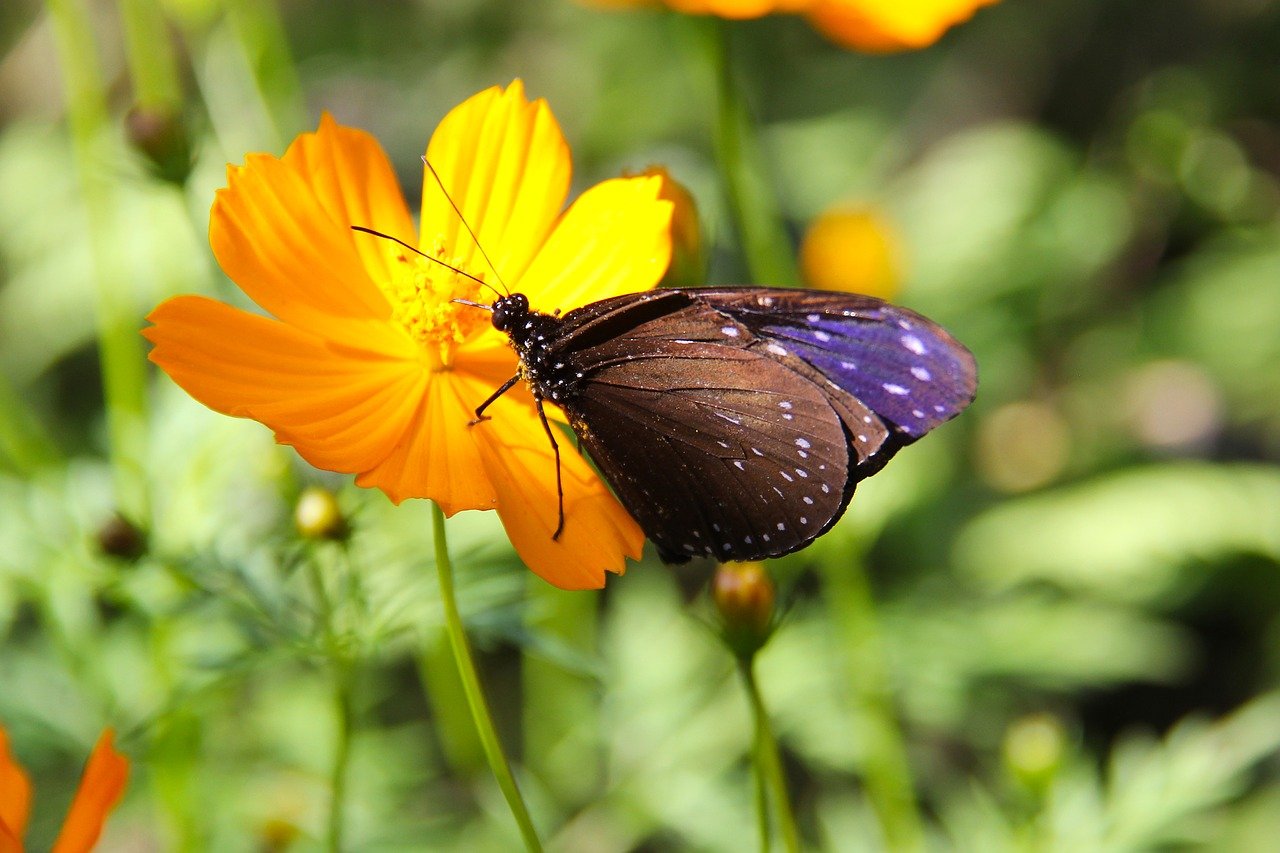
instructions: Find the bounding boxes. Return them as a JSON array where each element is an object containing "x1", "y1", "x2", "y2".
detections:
[
  {"x1": 902, "y1": 334, "x2": 926, "y2": 355},
  {"x1": 721, "y1": 325, "x2": 740, "y2": 337},
  {"x1": 780, "y1": 470, "x2": 794, "y2": 482},
  {"x1": 733, "y1": 459, "x2": 745, "y2": 470},
  {"x1": 778, "y1": 401, "x2": 793, "y2": 410},
  {"x1": 813, "y1": 330, "x2": 831, "y2": 343},
  {"x1": 795, "y1": 438, "x2": 811, "y2": 449},
  {"x1": 883, "y1": 383, "x2": 909, "y2": 395},
  {"x1": 766, "y1": 343, "x2": 789, "y2": 357},
  {"x1": 911, "y1": 366, "x2": 932, "y2": 381}
]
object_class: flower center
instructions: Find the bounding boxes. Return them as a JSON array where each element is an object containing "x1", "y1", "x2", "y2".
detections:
[{"x1": 380, "y1": 240, "x2": 491, "y2": 369}]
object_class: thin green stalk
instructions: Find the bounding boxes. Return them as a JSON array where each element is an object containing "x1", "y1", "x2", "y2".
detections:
[
  {"x1": 119, "y1": 0, "x2": 182, "y2": 110},
  {"x1": 825, "y1": 554, "x2": 924, "y2": 851},
  {"x1": 328, "y1": 665, "x2": 355, "y2": 853},
  {"x1": 704, "y1": 18, "x2": 799, "y2": 286},
  {"x1": 431, "y1": 503, "x2": 544, "y2": 852},
  {"x1": 308, "y1": 552, "x2": 355, "y2": 853},
  {"x1": 46, "y1": 0, "x2": 150, "y2": 521},
  {"x1": 740, "y1": 658, "x2": 801, "y2": 853}
]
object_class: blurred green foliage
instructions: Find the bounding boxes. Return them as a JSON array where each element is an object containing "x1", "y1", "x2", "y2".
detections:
[{"x1": 3, "y1": 0, "x2": 1280, "y2": 849}]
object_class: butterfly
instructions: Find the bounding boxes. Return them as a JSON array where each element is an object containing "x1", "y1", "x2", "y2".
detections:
[
  {"x1": 470, "y1": 284, "x2": 977, "y2": 563},
  {"x1": 355, "y1": 200, "x2": 975, "y2": 565}
]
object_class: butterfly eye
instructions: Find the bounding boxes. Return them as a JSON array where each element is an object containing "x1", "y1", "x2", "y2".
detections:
[{"x1": 491, "y1": 302, "x2": 510, "y2": 331}]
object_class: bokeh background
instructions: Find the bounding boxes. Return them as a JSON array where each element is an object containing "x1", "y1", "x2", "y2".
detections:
[{"x1": 4, "y1": 0, "x2": 1280, "y2": 848}]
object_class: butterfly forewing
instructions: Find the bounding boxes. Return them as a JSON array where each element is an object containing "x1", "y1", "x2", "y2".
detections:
[{"x1": 695, "y1": 288, "x2": 978, "y2": 438}]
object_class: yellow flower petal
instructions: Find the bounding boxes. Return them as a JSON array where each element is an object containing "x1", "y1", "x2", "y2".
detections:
[
  {"x1": 422, "y1": 81, "x2": 571, "y2": 288},
  {"x1": 517, "y1": 176, "x2": 673, "y2": 314},
  {"x1": 283, "y1": 113, "x2": 418, "y2": 287},
  {"x1": 210, "y1": 125, "x2": 405, "y2": 346},
  {"x1": 50, "y1": 730, "x2": 128, "y2": 853},
  {"x1": 473, "y1": 398, "x2": 644, "y2": 589},
  {"x1": 805, "y1": 0, "x2": 998, "y2": 51},
  {"x1": 0, "y1": 727, "x2": 32, "y2": 848}
]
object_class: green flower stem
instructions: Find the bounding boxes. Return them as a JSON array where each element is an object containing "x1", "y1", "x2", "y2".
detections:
[
  {"x1": 119, "y1": 0, "x2": 182, "y2": 109},
  {"x1": 740, "y1": 657, "x2": 801, "y2": 853},
  {"x1": 705, "y1": 18, "x2": 799, "y2": 286},
  {"x1": 327, "y1": 665, "x2": 355, "y2": 853},
  {"x1": 431, "y1": 503, "x2": 544, "y2": 852},
  {"x1": 46, "y1": 0, "x2": 150, "y2": 521},
  {"x1": 308, "y1": 552, "x2": 356, "y2": 853},
  {"x1": 825, "y1": 554, "x2": 924, "y2": 851},
  {"x1": 221, "y1": 0, "x2": 308, "y2": 138}
]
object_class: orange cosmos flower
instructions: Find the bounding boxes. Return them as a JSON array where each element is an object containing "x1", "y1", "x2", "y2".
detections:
[
  {"x1": 145, "y1": 81, "x2": 673, "y2": 589},
  {"x1": 585, "y1": 0, "x2": 999, "y2": 51},
  {"x1": 799, "y1": 205, "x2": 902, "y2": 300},
  {"x1": 0, "y1": 727, "x2": 129, "y2": 853},
  {"x1": 804, "y1": 0, "x2": 1001, "y2": 52}
]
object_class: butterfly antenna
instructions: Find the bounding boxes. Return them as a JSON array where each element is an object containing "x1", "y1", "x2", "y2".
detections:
[
  {"x1": 422, "y1": 156, "x2": 511, "y2": 296},
  {"x1": 350, "y1": 225, "x2": 505, "y2": 302}
]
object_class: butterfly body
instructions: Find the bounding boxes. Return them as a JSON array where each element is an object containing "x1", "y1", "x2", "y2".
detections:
[{"x1": 484, "y1": 287, "x2": 976, "y2": 564}]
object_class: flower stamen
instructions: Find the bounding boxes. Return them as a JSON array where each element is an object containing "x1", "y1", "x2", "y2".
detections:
[{"x1": 381, "y1": 244, "x2": 490, "y2": 369}]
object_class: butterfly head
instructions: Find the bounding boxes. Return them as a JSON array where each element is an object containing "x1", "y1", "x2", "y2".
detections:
[{"x1": 490, "y1": 293, "x2": 530, "y2": 333}]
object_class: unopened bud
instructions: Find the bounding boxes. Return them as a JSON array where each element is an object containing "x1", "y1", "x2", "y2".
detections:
[
  {"x1": 294, "y1": 487, "x2": 349, "y2": 542},
  {"x1": 713, "y1": 562, "x2": 776, "y2": 659},
  {"x1": 96, "y1": 512, "x2": 147, "y2": 561},
  {"x1": 126, "y1": 105, "x2": 193, "y2": 185},
  {"x1": 1002, "y1": 712, "x2": 1066, "y2": 794}
]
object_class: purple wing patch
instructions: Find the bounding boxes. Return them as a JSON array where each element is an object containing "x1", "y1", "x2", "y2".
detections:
[{"x1": 695, "y1": 288, "x2": 977, "y2": 439}]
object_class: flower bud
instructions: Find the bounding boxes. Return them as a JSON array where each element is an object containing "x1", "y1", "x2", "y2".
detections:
[
  {"x1": 712, "y1": 561, "x2": 776, "y2": 659},
  {"x1": 96, "y1": 512, "x2": 147, "y2": 561},
  {"x1": 126, "y1": 105, "x2": 193, "y2": 185},
  {"x1": 1002, "y1": 712, "x2": 1066, "y2": 794},
  {"x1": 799, "y1": 206, "x2": 902, "y2": 301},
  {"x1": 294, "y1": 486, "x2": 350, "y2": 542}
]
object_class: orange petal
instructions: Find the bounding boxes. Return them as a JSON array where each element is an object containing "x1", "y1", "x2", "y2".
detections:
[
  {"x1": 0, "y1": 726, "x2": 32, "y2": 849},
  {"x1": 421, "y1": 81, "x2": 571, "y2": 287},
  {"x1": 210, "y1": 125, "x2": 402, "y2": 346},
  {"x1": 283, "y1": 114, "x2": 418, "y2": 287},
  {"x1": 49, "y1": 730, "x2": 128, "y2": 853},
  {"x1": 146, "y1": 296, "x2": 427, "y2": 477},
  {"x1": 471, "y1": 392, "x2": 644, "y2": 589},
  {"x1": 517, "y1": 176, "x2": 673, "y2": 314},
  {"x1": 353, "y1": 367, "x2": 505, "y2": 513},
  {"x1": 662, "y1": 0, "x2": 809, "y2": 16},
  {"x1": 805, "y1": 0, "x2": 998, "y2": 52}
]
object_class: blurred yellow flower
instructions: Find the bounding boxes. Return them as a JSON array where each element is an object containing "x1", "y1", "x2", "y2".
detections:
[
  {"x1": 145, "y1": 82, "x2": 673, "y2": 589},
  {"x1": 0, "y1": 727, "x2": 129, "y2": 853},
  {"x1": 799, "y1": 206, "x2": 902, "y2": 300},
  {"x1": 587, "y1": 0, "x2": 999, "y2": 51}
]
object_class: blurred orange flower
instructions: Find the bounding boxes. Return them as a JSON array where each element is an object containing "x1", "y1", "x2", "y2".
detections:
[
  {"x1": 0, "y1": 727, "x2": 129, "y2": 853},
  {"x1": 799, "y1": 205, "x2": 903, "y2": 300},
  {"x1": 145, "y1": 81, "x2": 673, "y2": 589},
  {"x1": 586, "y1": 0, "x2": 999, "y2": 51}
]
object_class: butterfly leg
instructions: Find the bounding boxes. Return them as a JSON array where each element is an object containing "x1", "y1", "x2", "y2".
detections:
[
  {"x1": 534, "y1": 395, "x2": 566, "y2": 540},
  {"x1": 470, "y1": 373, "x2": 521, "y2": 425}
]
